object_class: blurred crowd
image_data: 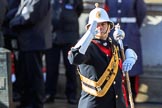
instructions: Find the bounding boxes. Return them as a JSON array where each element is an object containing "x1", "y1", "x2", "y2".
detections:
[{"x1": 0, "y1": 0, "x2": 83, "y2": 108}]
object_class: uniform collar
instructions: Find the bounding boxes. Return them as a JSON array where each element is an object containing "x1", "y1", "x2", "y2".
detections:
[{"x1": 93, "y1": 38, "x2": 111, "y2": 47}]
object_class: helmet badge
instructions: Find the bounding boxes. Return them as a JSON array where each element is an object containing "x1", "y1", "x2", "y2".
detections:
[
  {"x1": 95, "y1": 3, "x2": 101, "y2": 19},
  {"x1": 96, "y1": 11, "x2": 101, "y2": 18}
]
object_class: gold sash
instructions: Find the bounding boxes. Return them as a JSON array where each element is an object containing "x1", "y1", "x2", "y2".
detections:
[{"x1": 78, "y1": 45, "x2": 119, "y2": 97}]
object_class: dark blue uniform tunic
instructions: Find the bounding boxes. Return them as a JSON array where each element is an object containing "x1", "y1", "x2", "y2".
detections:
[{"x1": 70, "y1": 38, "x2": 126, "y2": 108}]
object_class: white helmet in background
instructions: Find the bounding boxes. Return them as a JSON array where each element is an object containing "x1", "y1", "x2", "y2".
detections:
[{"x1": 86, "y1": 3, "x2": 114, "y2": 30}]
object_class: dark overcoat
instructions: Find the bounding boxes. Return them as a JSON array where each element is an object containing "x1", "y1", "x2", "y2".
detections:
[
  {"x1": 52, "y1": 0, "x2": 83, "y2": 45},
  {"x1": 0, "y1": 0, "x2": 8, "y2": 29},
  {"x1": 2, "y1": 0, "x2": 20, "y2": 45},
  {"x1": 9, "y1": 0, "x2": 53, "y2": 51},
  {"x1": 0, "y1": 0, "x2": 8, "y2": 46}
]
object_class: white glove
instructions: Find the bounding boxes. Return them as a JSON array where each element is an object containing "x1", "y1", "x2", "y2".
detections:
[
  {"x1": 68, "y1": 50, "x2": 74, "y2": 64},
  {"x1": 68, "y1": 47, "x2": 78, "y2": 64},
  {"x1": 122, "y1": 48, "x2": 137, "y2": 72},
  {"x1": 73, "y1": 20, "x2": 97, "y2": 54}
]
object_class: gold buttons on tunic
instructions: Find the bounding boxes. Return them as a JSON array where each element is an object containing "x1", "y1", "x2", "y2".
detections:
[
  {"x1": 113, "y1": 81, "x2": 116, "y2": 85},
  {"x1": 103, "y1": 42, "x2": 107, "y2": 46},
  {"x1": 122, "y1": 79, "x2": 125, "y2": 83},
  {"x1": 116, "y1": 95, "x2": 118, "y2": 99},
  {"x1": 118, "y1": 0, "x2": 122, "y2": 3},
  {"x1": 118, "y1": 9, "x2": 121, "y2": 14}
]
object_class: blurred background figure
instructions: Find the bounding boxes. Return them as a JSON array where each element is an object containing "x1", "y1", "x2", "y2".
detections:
[
  {"x1": 0, "y1": 0, "x2": 8, "y2": 47},
  {"x1": 44, "y1": 0, "x2": 83, "y2": 105},
  {"x1": 104, "y1": 0, "x2": 147, "y2": 102},
  {"x1": 8, "y1": 0, "x2": 53, "y2": 108},
  {"x1": 1, "y1": 0, "x2": 20, "y2": 102}
]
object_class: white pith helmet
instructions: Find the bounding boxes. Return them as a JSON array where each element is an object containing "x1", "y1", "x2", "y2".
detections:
[{"x1": 86, "y1": 3, "x2": 114, "y2": 30}]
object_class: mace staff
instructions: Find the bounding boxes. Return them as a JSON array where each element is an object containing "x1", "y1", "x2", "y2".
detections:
[{"x1": 113, "y1": 23, "x2": 134, "y2": 108}]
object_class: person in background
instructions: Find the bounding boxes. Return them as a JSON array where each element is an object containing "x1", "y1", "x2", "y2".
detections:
[
  {"x1": 104, "y1": 0, "x2": 146, "y2": 102},
  {"x1": 0, "y1": 0, "x2": 8, "y2": 47},
  {"x1": 9, "y1": 0, "x2": 53, "y2": 107},
  {"x1": 44, "y1": 0, "x2": 83, "y2": 104},
  {"x1": 0, "y1": 0, "x2": 8, "y2": 29},
  {"x1": 68, "y1": 3, "x2": 137, "y2": 108},
  {"x1": 1, "y1": 0, "x2": 21, "y2": 102}
]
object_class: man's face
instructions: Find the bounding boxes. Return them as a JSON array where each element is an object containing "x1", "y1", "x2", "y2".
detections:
[{"x1": 95, "y1": 22, "x2": 111, "y2": 40}]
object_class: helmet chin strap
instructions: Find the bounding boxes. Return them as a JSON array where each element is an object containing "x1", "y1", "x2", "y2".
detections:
[{"x1": 104, "y1": 27, "x2": 109, "y2": 35}]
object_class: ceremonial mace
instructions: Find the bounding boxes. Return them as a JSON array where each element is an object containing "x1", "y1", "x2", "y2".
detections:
[{"x1": 113, "y1": 23, "x2": 134, "y2": 108}]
